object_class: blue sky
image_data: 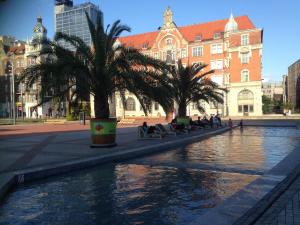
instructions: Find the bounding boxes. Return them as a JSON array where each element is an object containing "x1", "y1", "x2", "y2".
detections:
[{"x1": 1, "y1": 0, "x2": 300, "y2": 81}]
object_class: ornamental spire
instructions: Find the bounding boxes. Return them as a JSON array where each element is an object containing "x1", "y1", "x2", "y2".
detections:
[
  {"x1": 162, "y1": 6, "x2": 176, "y2": 29},
  {"x1": 225, "y1": 13, "x2": 238, "y2": 32}
]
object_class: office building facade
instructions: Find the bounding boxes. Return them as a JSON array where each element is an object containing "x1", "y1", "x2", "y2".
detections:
[{"x1": 54, "y1": 0, "x2": 103, "y2": 50}]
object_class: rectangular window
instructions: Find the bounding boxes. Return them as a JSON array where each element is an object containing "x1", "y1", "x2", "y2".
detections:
[
  {"x1": 192, "y1": 46, "x2": 203, "y2": 57},
  {"x1": 154, "y1": 52, "x2": 160, "y2": 59},
  {"x1": 211, "y1": 60, "x2": 223, "y2": 70},
  {"x1": 211, "y1": 43, "x2": 223, "y2": 54},
  {"x1": 238, "y1": 105, "x2": 243, "y2": 113},
  {"x1": 241, "y1": 53, "x2": 249, "y2": 64},
  {"x1": 241, "y1": 34, "x2": 249, "y2": 46},
  {"x1": 249, "y1": 105, "x2": 254, "y2": 112},
  {"x1": 154, "y1": 102, "x2": 159, "y2": 110},
  {"x1": 163, "y1": 52, "x2": 166, "y2": 61},
  {"x1": 181, "y1": 48, "x2": 187, "y2": 58},
  {"x1": 241, "y1": 70, "x2": 249, "y2": 82}
]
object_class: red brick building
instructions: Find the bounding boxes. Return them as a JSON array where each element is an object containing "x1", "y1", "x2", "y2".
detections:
[{"x1": 116, "y1": 7, "x2": 263, "y2": 117}]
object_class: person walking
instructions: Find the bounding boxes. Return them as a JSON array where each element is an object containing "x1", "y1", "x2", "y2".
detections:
[
  {"x1": 209, "y1": 115, "x2": 214, "y2": 128},
  {"x1": 228, "y1": 118, "x2": 233, "y2": 129},
  {"x1": 239, "y1": 119, "x2": 243, "y2": 128}
]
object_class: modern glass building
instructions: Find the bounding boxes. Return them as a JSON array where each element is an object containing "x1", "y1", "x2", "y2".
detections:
[{"x1": 54, "y1": 0, "x2": 103, "y2": 50}]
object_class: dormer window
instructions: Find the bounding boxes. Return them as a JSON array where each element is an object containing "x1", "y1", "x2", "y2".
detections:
[
  {"x1": 214, "y1": 32, "x2": 221, "y2": 39},
  {"x1": 195, "y1": 35, "x2": 202, "y2": 41},
  {"x1": 142, "y1": 43, "x2": 148, "y2": 49}
]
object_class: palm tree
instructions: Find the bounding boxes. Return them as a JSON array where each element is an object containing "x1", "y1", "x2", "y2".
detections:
[
  {"x1": 167, "y1": 60, "x2": 226, "y2": 117},
  {"x1": 19, "y1": 13, "x2": 173, "y2": 146}
]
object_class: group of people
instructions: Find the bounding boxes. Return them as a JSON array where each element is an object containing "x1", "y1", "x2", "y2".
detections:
[
  {"x1": 142, "y1": 114, "x2": 225, "y2": 135},
  {"x1": 141, "y1": 116, "x2": 245, "y2": 136}
]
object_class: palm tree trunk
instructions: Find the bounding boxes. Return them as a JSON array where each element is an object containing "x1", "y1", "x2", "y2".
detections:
[
  {"x1": 178, "y1": 102, "x2": 187, "y2": 117},
  {"x1": 94, "y1": 93, "x2": 110, "y2": 118}
]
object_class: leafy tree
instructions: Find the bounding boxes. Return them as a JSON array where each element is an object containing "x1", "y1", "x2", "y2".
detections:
[
  {"x1": 19, "y1": 13, "x2": 173, "y2": 118},
  {"x1": 283, "y1": 101, "x2": 293, "y2": 110},
  {"x1": 262, "y1": 95, "x2": 273, "y2": 114},
  {"x1": 166, "y1": 60, "x2": 226, "y2": 117}
]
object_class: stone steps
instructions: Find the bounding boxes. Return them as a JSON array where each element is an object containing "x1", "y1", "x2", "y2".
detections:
[{"x1": 44, "y1": 119, "x2": 66, "y2": 124}]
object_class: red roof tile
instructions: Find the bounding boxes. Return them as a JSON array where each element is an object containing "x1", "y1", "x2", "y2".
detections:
[
  {"x1": 8, "y1": 44, "x2": 25, "y2": 55},
  {"x1": 118, "y1": 15, "x2": 256, "y2": 49},
  {"x1": 118, "y1": 30, "x2": 158, "y2": 50}
]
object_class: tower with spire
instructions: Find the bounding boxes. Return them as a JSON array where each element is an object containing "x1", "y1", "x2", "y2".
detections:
[
  {"x1": 32, "y1": 16, "x2": 47, "y2": 41},
  {"x1": 162, "y1": 6, "x2": 176, "y2": 29}
]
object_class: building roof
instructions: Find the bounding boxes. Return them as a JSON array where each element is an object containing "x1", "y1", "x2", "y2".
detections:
[
  {"x1": 8, "y1": 44, "x2": 25, "y2": 55},
  {"x1": 118, "y1": 15, "x2": 256, "y2": 49}
]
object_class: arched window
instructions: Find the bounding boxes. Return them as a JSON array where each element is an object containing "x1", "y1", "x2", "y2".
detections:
[
  {"x1": 241, "y1": 70, "x2": 250, "y2": 82},
  {"x1": 125, "y1": 97, "x2": 136, "y2": 111},
  {"x1": 237, "y1": 89, "x2": 254, "y2": 115}
]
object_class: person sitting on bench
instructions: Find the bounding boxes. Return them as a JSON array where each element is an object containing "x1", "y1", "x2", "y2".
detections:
[{"x1": 142, "y1": 122, "x2": 157, "y2": 134}]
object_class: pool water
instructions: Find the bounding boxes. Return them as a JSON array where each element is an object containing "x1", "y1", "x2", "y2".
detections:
[{"x1": 1, "y1": 127, "x2": 300, "y2": 225}]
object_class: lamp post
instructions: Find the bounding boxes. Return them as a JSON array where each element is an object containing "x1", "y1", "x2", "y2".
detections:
[{"x1": 6, "y1": 61, "x2": 16, "y2": 125}]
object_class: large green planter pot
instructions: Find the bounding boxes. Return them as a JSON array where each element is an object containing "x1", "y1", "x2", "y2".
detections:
[
  {"x1": 90, "y1": 118, "x2": 117, "y2": 147},
  {"x1": 177, "y1": 117, "x2": 190, "y2": 126}
]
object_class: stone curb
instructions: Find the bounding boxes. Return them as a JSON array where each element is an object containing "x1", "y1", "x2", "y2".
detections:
[
  {"x1": 232, "y1": 158, "x2": 300, "y2": 225},
  {"x1": 0, "y1": 126, "x2": 231, "y2": 204},
  {"x1": 188, "y1": 125, "x2": 300, "y2": 225}
]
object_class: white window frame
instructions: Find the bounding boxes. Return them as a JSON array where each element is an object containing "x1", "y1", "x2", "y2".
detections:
[
  {"x1": 192, "y1": 46, "x2": 203, "y2": 57},
  {"x1": 210, "y1": 59, "x2": 223, "y2": 70},
  {"x1": 154, "y1": 52, "x2": 160, "y2": 60},
  {"x1": 210, "y1": 43, "x2": 223, "y2": 54},
  {"x1": 241, "y1": 52, "x2": 249, "y2": 64},
  {"x1": 241, "y1": 69, "x2": 250, "y2": 82},
  {"x1": 181, "y1": 48, "x2": 187, "y2": 58},
  {"x1": 241, "y1": 34, "x2": 249, "y2": 46}
]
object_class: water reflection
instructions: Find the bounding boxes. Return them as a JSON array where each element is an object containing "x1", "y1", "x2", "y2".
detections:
[
  {"x1": 135, "y1": 127, "x2": 299, "y2": 173},
  {"x1": 0, "y1": 127, "x2": 299, "y2": 225}
]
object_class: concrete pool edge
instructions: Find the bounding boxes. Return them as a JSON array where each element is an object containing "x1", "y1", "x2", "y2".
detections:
[
  {"x1": 0, "y1": 126, "x2": 231, "y2": 204},
  {"x1": 190, "y1": 133, "x2": 300, "y2": 225}
]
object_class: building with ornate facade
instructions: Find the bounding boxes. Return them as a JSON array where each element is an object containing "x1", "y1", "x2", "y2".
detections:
[
  {"x1": 0, "y1": 37, "x2": 26, "y2": 118},
  {"x1": 116, "y1": 7, "x2": 263, "y2": 117},
  {"x1": 24, "y1": 16, "x2": 51, "y2": 118},
  {"x1": 0, "y1": 17, "x2": 51, "y2": 118}
]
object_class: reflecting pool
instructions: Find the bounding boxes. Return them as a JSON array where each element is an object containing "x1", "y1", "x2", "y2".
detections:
[{"x1": 1, "y1": 127, "x2": 299, "y2": 225}]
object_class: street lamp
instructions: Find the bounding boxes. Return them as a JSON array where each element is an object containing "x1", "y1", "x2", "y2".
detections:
[{"x1": 6, "y1": 61, "x2": 16, "y2": 125}]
